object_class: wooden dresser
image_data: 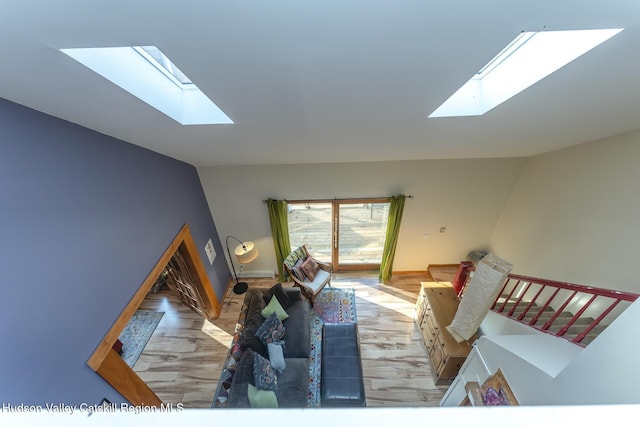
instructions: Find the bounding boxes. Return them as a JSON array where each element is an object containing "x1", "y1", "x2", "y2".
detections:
[{"x1": 415, "y1": 282, "x2": 474, "y2": 385}]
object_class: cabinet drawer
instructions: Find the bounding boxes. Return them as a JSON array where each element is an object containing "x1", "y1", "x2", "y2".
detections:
[
  {"x1": 424, "y1": 309, "x2": 439, "y2": 337},
  {"x1": 431, "y1": 344, "x2": 446, "y2": 375},
  {"x1": 420, "y1": 319, "x2": 437, "y2": 354}
]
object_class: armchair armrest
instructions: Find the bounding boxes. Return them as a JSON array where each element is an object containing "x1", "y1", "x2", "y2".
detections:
[{"x1": 317, "y1": 261, "x2": 332, "y2": 273}]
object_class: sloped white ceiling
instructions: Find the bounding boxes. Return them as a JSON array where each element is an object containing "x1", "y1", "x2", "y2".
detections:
[{"x1": 1, "y1": 0, "x2": 639, "y2": 166}]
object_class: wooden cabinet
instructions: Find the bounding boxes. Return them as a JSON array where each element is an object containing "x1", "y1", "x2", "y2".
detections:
[{"x1": 415, "y1": 283, "x2": 474, "y2": 385}]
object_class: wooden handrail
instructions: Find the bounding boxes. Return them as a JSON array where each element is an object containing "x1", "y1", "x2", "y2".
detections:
[{"x1": 454, "y1": 262, "x2": 640, "y2": 346}]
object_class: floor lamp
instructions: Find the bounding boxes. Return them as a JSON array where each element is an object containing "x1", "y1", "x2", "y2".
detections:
[{"x1": 226, "y1": 236, "x2": 259, "y2": 294}]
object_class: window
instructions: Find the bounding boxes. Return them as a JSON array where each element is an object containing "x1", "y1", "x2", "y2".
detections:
[
  {"x1": 60, "y1": 46, "x2": 233, "y2": 125},
  {"x1": 429, "y1": 29, "x2": 623, "y2": 117},
  {"x1": 287, "y1": 199, "x2": 390, "y2": 270}
]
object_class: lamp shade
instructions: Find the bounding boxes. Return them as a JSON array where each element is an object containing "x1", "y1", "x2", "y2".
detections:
[{"x1": 234, "y1": 241, "x2": 259, "y2": 264}]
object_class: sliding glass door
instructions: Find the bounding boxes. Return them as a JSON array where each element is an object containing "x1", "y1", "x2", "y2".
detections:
[
  {"x1": 287, "y1": 199, "x2": 390, "y2": 271},
  {"x1": 287, "y1": 202, "x2": 333, "y2": 263}
]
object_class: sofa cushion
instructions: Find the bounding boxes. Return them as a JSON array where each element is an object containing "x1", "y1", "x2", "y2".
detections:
[
  {"x1": 248, "y1": 384, "x2": 278, "y2": 408},
  {"x1": 275, "y1": 358, "x2": 310, "y2": 408},
  {"x1": 253, "y1": 352, "x2": 277, "y2": 391},
  {"x1": 247, "y1": 291, "x2": 266, "y2": 315},
  {"x1": 262, "y1": 295, "x2": 290, "y2": 321},
  {"x1": 226, "y1": 348, "x2": 255, "y2": 408},
  {"x1": 284, "y1": 287, "x2": 303, "y2": 303},
  {"x1": 281, "y1": 299, "x2": 311, "y2": 359},
  {"x1": 256, "y1": 312, "x2": 285, "y2": 345},
  {"x1": 262, "y1": 282, "x2": 292, "y2": 310},
  {"x1": 239, "y1": 308, "x2": 268, "y2": 357},
  {"x1": 303, "y1": 268, "x2": 331, "y2": 293}
]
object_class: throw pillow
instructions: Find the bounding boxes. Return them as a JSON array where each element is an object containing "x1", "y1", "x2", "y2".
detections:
[
  {"x1": 253, "y1": 352, "x2": 277, "y2": 391},
  {"x1": 262, "y1": 295, "x2": 289, "y2": 321},
  {"x1": 255, "y1": 312, "x2": 285, "y2": 345},
  {"x1": 262, "y1": 282, "x2": 292, "y2": 310},
  {"x1": 248, "y1": 384, "x2": 278, "y2": 408},
  {"x1": 230, "y1": 343, "x2": 242, "y2": 361},
  {"x1": 238, "y1": 309, "x2": 268, "y2": 357},
  {"x1": 290, "y1": 258, "x2": 307, "y2": 282},
  {"x1": 267, "y1": 342, "x2": 286, "y2": 373},
  {"x1": 300, "y1": 256, "x2": 320, "y2": 281}
]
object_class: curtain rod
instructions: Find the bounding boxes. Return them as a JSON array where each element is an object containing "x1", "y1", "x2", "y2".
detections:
[{"x1": 263, "y1": 195, "x2": 413, "y2": 203}]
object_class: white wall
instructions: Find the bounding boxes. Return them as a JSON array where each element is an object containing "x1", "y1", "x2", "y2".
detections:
[
  {"x1": 551, "y1": 298, "x2": 640, "y2": 404},
  {"x1": 198, "y1": 158, "x2": 524, "y2": 276},
  {"x1": 456, "y1": 299, "x2": 640, "y2": 405},
  {"x1": 490, "y1": 129, "x2": 640, "y2": 293}
]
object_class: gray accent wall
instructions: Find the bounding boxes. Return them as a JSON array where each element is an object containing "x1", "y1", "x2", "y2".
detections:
[{"x1": 0, "y1": 97, "x2": 229, "y2": 405}]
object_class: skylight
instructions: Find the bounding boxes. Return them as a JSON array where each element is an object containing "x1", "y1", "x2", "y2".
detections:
[
  {"x1": 428, "y1": 29, "x2": 623, "y2": 118},
  {"x1": 60, "y1": 46, "x2": 233, "y2": 125},
  {"x1": 133, "y1": 46, "x2": 193, "y2": 86}
]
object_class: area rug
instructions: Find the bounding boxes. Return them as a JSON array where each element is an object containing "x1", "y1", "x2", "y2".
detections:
[
  {"x1": 119, "y1": 309, "x2": 164, "y2": 368},
  {"x1": 308, "y1": 287, "x2": 357, "y2": 407}
]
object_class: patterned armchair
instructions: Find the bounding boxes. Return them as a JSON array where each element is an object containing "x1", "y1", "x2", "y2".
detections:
[{"x1": 283, "y1": 245, "x2": 332, "y2": 306}]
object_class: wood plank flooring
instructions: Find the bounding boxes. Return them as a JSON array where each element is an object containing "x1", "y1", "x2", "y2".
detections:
[{"x1": 133, "y1": 271, "x2": 451, "y2": 408}]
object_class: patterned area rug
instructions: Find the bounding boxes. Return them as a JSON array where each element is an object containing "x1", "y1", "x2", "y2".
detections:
[
  {"x1": 119, "y1": 310, "x2": 164, "y2": 368},
  {"x1": 308, "y1": 287, "x2": 357, "y2": 407}
]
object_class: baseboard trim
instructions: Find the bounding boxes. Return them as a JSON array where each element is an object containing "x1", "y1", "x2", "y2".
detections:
[
  {"x1": 391, "y1": 270, "x2": 429, "y2": 275},
  {"x1": 426, "y1": 263, "x2": 460, "y2": 269},
  {"x1": 238, "y1": 270, "x2": 276, "y2": 278}
]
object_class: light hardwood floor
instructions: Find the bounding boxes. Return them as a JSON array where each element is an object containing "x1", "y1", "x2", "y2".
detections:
[{"x1": 134, "y1": 271, "x2": 453, "y2": 408}]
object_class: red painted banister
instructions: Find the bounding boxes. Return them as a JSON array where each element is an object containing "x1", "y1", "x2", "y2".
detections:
[
  {"x1": 454, "y1": 262, "x2": 640, "y2": 347},
  {"x1": 506, "y1": 274, "x2": 639, "y2": 302}
]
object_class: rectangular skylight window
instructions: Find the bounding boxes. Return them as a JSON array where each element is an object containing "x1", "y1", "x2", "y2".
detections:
[
  {"x1": 133, "y1": 46, "x2": 193, "y2": 87},
  {"x1": 60, "y1": 46, "x2": 233, "y2": 125},
  {"x1": 429, "y1": 29, "x2": 623, "y2": 118}
]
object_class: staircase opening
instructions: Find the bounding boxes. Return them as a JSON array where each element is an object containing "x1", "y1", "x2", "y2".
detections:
[
  {"x1": 455, "y1": 263, "x2": 639, "y2": 346},
  {"x1": 86, "y1": 224, "x2": 220, "y2": 405}
]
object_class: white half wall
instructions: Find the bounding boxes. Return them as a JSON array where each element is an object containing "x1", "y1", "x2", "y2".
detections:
[
  {"x1": 197, "y1": 158, "x2": 524, "y2": 276},
  {"x1": 490, "y1": 129, "x2": 640, "y2": 293}
]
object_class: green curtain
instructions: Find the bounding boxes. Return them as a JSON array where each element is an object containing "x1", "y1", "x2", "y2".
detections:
[
  {"x1": 379, "y1": 195, "x2": 406, "y2": 283},
  {"x1": 266, "y1": 198, "x2": 291, "y2": 281}
]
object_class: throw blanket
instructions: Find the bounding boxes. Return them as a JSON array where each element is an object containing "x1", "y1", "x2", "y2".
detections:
[{"x1": 447, "y1": 253, "x2": 512, "y2": 342}]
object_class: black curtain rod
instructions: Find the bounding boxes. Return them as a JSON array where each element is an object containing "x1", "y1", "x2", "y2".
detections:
[{"x1": 263, "y1": 195, "x2": 414, "y2": 203}]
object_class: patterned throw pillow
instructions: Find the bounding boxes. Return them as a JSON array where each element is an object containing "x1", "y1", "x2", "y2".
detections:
[
  {"x1": 290, "y1": 258, "x2": 307, "y2": 282},
  {"x1": 255, "y1": 312, "x2": 285, "y2": 345},
  {"x1": 300, "y1": 256, "x2": 320, "y2": 281},
  {"x1": 253, "y1": 352, "x2": 277, "y2": 391}
]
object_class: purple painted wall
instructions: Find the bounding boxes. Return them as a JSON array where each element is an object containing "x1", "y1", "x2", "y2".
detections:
[{"x1": 0, "y1": 97, "x2": 230, "y2": 405}]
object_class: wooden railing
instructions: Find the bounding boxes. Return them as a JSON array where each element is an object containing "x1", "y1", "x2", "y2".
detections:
[{"x1": 454, "y1": 263, "x2": 639, "y2": 346}]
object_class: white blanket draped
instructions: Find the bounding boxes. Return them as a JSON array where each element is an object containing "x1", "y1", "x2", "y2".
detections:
[{"x1": 447, "y1": 253, "x2": 513, "y2": 343}]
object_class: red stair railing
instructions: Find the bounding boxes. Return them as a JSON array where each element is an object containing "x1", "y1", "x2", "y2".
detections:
[{"x1": 453, "y1": 263, "x2": 639, "y2": 346}]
